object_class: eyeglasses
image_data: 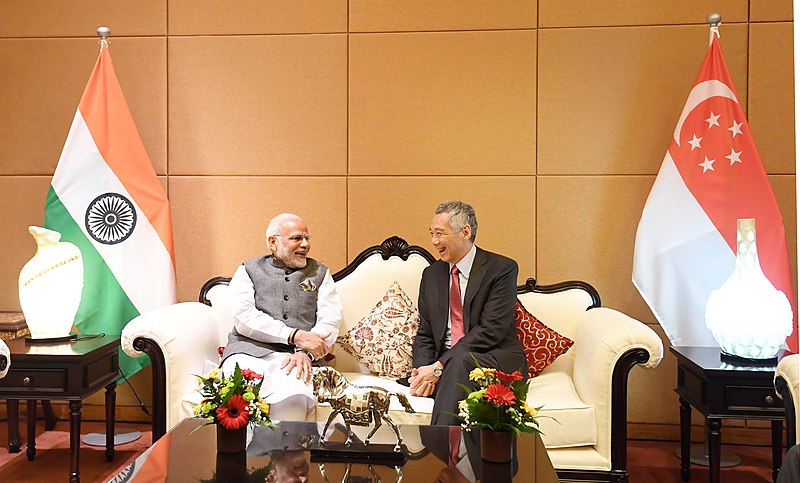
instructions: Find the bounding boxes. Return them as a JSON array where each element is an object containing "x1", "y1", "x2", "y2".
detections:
[{"x1": 273, "y1": 234, "x2": 311, "y2": 243}]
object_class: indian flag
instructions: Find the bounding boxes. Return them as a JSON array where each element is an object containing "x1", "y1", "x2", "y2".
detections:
[{"x1": 44, "y1": 44, "x2": 176, "y2": 377}]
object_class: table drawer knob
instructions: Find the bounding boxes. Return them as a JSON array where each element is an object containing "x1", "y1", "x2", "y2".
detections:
[
  {"x1": 22, "y1": 376, "x2": 31, "y2": 386},
  {"x1": 765, "y1": 395, "x2": 774, "y2": 405}
]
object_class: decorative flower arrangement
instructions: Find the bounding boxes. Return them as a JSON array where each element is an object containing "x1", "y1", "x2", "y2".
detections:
[
  {"x1": 457, "y1": 360, "x2": 543, "y2": 434},
  {"x1": 193, "y1": 363, "x2": 275, "y2": 431}
]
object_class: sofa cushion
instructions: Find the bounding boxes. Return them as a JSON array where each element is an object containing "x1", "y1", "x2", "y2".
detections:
[
  {"x1": 527, "y1": 371, "x2": 596, "y2": 448},
  {"x1": 514, "y1": 299, "x2": 574, "y2": 377},
  {"x1": 336, "y1": 282, "x2": 419, "y2": 379}
]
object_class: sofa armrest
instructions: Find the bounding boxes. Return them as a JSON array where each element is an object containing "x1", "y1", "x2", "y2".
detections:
[
  {"x1": 0, "y1": 339, "x2": 8, "y2": 379},
  {"x1": 776, "y1": 353, "x2": 799, "y2": 447},
  {"x1": 121, "y1": 302, "x2": 221, "y2": 440},
  {"x1": 571, "y1": 307, "x2": 663, "y2": 470}
]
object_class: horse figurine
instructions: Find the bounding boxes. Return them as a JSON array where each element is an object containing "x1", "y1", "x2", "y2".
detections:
[{"x1": 312, "y1": 366, "x2": 415, "y2": 451}]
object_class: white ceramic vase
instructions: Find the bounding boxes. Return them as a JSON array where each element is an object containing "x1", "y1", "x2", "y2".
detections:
[
  {"x1": 705, "y1": 219, "x2": 793, "y2": 359},
  {"x1": 18, "y1": 226, "x2": 84, "y2": 339}
]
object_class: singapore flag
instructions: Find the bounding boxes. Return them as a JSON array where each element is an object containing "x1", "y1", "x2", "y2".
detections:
[{"x1": 632, "y1": 32, "x2": 797, "y2": 352}]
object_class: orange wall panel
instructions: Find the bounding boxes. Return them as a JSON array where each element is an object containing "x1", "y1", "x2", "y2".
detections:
[{"x1": 349, "y1": 30, "x2": 536, "y2": 176}]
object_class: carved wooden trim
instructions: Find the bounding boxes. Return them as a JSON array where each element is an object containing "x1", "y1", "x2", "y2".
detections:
[
  {"x1": 516, "y1": 277, "x2": 602, "y2": 308},
  {"x1": 332, "y1": 236, "x2": 436, "y2": 282},
  {"x1": 775, "y1": 374, "x2": 796, "y2": 448},
  {"x1": 611, "y1": 348, "x2": 652, "y2": 474},
  {"x1": 133, "y1": 337, "x2": 167, "y2": 442},
  {"x1": 199, "y1": 276, "x2": 231, "y2": 305},
  {"x1": 555, "y1": 468, "x2": 627, "y2": 483}
]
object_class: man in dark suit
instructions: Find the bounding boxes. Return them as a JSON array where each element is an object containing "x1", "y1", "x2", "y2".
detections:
[{"x1": 409, "y1": 200, "x2": 528, "y2": 425}]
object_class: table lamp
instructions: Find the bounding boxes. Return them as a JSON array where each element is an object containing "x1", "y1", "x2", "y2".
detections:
[
  {"x1": 705, "y1": 218, "x2": 792, "y2": 362},
  {"x1": 18, "y1": 226, "x2": 82, "y2": 342}
]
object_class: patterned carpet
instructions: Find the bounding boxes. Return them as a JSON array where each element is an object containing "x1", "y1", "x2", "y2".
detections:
[
  {"x1": 0, "y1": 420, "x2": 151, "y2": 483},
  {"x1": 0, "y1": 420, "x2": 780, "y2": 482}
]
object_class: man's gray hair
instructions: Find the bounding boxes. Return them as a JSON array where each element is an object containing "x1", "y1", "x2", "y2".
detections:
[
  {"x1": 265, "y1": 213, "x2": 302, "y2": 247},
  {"x1": 435, "y1": 200, "x2": 477, "y2": 242}
]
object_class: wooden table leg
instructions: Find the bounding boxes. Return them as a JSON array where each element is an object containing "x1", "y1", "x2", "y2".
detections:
[
  {"x1": 771, "y1": 419, "x2": 783, "y2": 482},
  {"x1": 69, "y1": 400, "x2": 82, "y2": 483},
  {"x1": 105, "y1": 381, "x2": 116, "y2": 462},
  {"x1": 7, "y1": 399, "x2": 20, "y2": 453},
  {"x1": 679, "y1": 397, "x2": 691, "y2": 482},
  {"x1": 26, "y1": 399, "x2": 36, "y2": 461},
  {"x1": 42, "y1": 400, "x2": 57, "y2": 431},
  {"x1": 706, "y1": 418, "x2": 722, "y2": 483}
]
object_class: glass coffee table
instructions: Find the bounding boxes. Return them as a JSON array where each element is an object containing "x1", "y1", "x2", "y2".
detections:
[{"x1": 115, "y1": 418, "x2": 559, "y2": 482}]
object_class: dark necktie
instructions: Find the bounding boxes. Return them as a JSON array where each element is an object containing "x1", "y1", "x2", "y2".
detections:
[{"x1": 450, "y1": 265, "x2": 465, "y2": 345}]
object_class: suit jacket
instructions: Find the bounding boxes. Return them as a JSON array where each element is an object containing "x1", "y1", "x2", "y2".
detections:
[{"x1": 412, "y1": 247, "x2": 528, "y2": 375}]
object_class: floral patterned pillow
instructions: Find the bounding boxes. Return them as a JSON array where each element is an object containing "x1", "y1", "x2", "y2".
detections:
[
  {"x1": 514, "y1": 299, "x2": 574, "y2": 377},
  {"x1": 336, "y1": 282, "x2": 420, "y2": 379}
]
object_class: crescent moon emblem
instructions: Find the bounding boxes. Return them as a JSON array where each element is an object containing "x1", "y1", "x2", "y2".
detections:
[{"x1": 672, "y1": 79, "x2": 738, "y2": 146}]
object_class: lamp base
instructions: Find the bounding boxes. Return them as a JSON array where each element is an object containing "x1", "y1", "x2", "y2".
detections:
[
  {"x1": 720, "y1": 351, "x2": 777, "y2": 367},
  {"x1": 24, "y1": 333, "x2": 78, "y2": 344}
]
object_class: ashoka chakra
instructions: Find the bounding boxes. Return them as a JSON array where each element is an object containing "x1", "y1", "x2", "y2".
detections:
[{"x1": 85, "y1": 193, "x2": 137, "y2": 245}]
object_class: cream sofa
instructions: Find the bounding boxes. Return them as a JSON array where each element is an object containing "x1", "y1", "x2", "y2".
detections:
[
  {"x1": 776, "y1": 353, "x2": 799, "y2": 447},
  {"x1": 122, "y1": 236, "x2": 662, "y2": 482}
]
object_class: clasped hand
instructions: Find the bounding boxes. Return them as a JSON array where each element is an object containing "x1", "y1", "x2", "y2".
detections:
[
  {"x1": 409, "y1": 364, "x2": 439, "y2": 397},
  {"x1": 293, "y1": 330, "x2": 330, "y2": 360}
]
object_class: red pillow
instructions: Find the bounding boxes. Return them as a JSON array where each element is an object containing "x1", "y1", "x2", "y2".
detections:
[{"x1": 514, "y1": 299, "x2": 574, "y2": 377}]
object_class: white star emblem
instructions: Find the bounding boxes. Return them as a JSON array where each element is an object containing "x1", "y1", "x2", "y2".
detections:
[
  {"x1": 699, "y1": 156, "x2": 715, "y2": 173},
  {"x1": 728, "y1": 120, "x2": 743, "y2": 138},
  {"x1": 688, "y1": 134, "x2": 703, "y2": 151},
  {"x1": 725, "y1": 148, "x2": 743, "y2": 165},
  {"x1": 705, "y1": 112, "x2": 721, "y2": 129}
]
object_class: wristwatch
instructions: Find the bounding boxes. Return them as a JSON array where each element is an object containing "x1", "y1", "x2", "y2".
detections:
[{"x1": 432, "y1": 362, "x2": 443, "y2": 378}]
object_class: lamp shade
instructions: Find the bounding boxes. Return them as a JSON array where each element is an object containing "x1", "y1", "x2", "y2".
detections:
[
  {"x1": 705, "y1": 219, "x2": 792, "y2": 360},
  {"x1": 18, "y1": 226, "x2": 83, "y2": 339}
]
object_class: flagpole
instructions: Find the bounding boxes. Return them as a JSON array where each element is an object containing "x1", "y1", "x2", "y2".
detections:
[
  {"x1": 79, "y1": 24, "x2": 145, "y2": 450},
  {"x1": 97, "y1": 26, "x2": 109, "y2": 52},
  {"x1": 707, "y1": 12, "x2": 721, "y2": 45},
  {"x1": 673, "y1": 12, "x2": 746, "y2": 470}
]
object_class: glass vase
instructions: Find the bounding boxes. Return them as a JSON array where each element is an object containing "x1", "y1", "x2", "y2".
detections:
[
  {"x1": 479, "y1": 428, "x2": 515, "y2": 463},
  {"x1": 216, "y1": 425, "x2": 247, "y2": 454}
]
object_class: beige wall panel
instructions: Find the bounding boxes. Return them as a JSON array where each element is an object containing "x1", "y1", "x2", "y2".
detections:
[
  {"x1": 0, "y1": 1, "x2": 165, "y2": 37},
  {"x1": 628, "y1": 323, "x2": 678, "y2": 425},
  {"x1": 770, "y1": 175, "x2": 798, "y2": 304},
  {"x1": 349, "y1": 1, "x2": 536, "y2": 32},
  {"x1": 169, "y1": 35, "x2": 347, "y2": 176},
  {"x1": 347, "y1": 177, "x2": 535, "y2": 280},
  {"x1": 170, "y1": 177, "x2": 347, "y2": 302},
  {"x1": 168, "y1": 0, "x2": 346, "y2": 35},
  {"x1": 0, "y1": 37, "x2": 167, "y2": 175},
  {"x1": 538, "y1": 1, "x2": 747, "y2": 28},
  {"x1": 750, "y1": 0, "x2": 793, "y2": 22},
  {"x1": 0, "y1": 177, "x2": 51, "y2": 311},
  {"x1": 538, "y1": 25, "x2": 748, "y2": 175},
  {"x1": 536, "y1": 176, "x2": 653, "y2": 319},
  {"x1": 349, "y1": 31, "x2": 536, "y2": 176},
  {"x1": 749, "y1": 23, "x2": 795, "y2": 174}
]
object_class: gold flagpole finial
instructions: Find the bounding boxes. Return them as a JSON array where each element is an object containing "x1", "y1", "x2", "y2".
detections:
[
  {"x1": 707, "y1": 13, "x2": 721, "y2": 44},
  {"x1": 97, "y1": 26, "x2": 110, "y2": 51}
]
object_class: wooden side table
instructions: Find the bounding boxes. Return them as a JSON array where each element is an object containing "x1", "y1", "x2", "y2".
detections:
[
  {"x1": 0, "y1": 335, "x2": 120, "y2": 483},
  {"x1": 0, "y1": 312, "x2": 58, "y2": 451},
  {"x1": 671, "y1": 346, "x2": 787, "y2": 483}
]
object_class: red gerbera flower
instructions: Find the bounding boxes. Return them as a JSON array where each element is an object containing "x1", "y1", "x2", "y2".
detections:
[
  {"x1": 495, "y1": 370, "x2": 523, "y2": 385},
  {"x1": 485, "y1": 384, "x2": 516, "y2": 406},
  {"x1": 240, "y1": 368, "x2": 263, "y2": 381},
  {"x1": 217, "y1": 394, "x2": 250, "y2": 430}
]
